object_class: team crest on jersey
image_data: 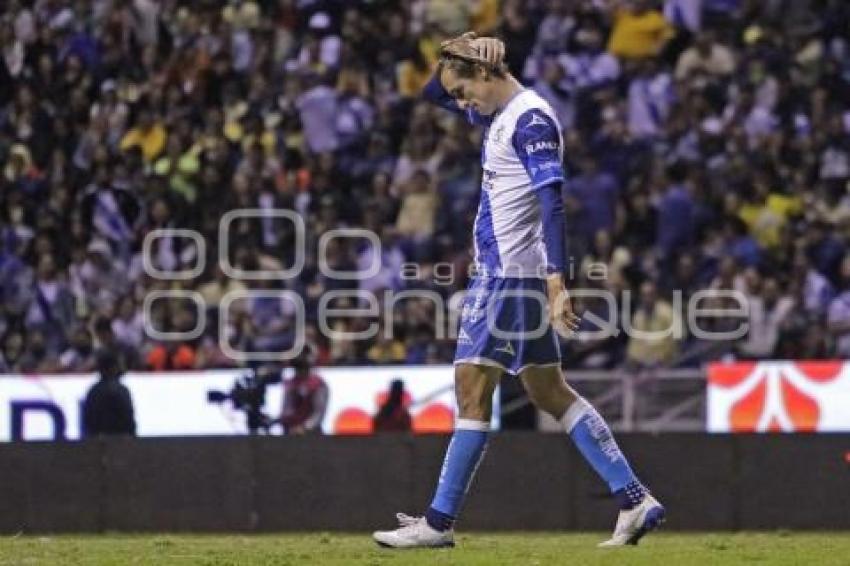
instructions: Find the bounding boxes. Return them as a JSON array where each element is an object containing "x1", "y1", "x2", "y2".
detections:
[{"x1": 525, "y1": 112, "x2": 549, "y2": 128}]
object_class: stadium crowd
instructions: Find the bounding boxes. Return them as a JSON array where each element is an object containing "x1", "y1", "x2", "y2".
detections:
[{"x1": 1, "y1": 0, "x2": 850, "y2": 374}]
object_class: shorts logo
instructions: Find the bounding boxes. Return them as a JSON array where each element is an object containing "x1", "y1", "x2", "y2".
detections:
[
  {"x1": 495, "y1": 342, "x2": 515, "y2": 356},
  {"x1": 458, "y1": 328, "x2": 473, "y2": 345}
]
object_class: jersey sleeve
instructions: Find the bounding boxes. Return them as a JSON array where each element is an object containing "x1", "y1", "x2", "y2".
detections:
[
  {"x1": 421, "y1": 73, "x2": 492, "y2": 126},
  {"x1": 511, "y1": 109, "x2": 565, "y2": 190}
]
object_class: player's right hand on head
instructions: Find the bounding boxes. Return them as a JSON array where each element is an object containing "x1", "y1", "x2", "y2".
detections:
[{"x1": 471, "y1": 36, "x2": 505, "y2": 66}]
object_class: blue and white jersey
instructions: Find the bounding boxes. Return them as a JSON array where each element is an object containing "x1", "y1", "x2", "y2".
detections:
[
  {"x1": 423, "y1": 78, "x2": 567, "y2": 373},
  {"x1": 474, "y1": 89, "x2": 565, "y2": 278}
]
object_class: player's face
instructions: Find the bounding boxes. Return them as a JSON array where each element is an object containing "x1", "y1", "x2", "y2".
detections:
[{"x1": 441, "y1": 68, "x2": 498, "y2": 116}]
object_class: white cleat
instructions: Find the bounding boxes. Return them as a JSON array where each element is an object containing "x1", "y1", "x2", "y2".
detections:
[
  {"x1": 373, "y1": 513, "x2": 455, "y2": 549},
  {"x1": 598, "y1": 494, "x2": 666, "y2": 547}
]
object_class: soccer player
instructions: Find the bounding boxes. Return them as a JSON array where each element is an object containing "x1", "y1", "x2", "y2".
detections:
[{"x1": 373, "y1": 32, "x2": 665, "y2": 548}]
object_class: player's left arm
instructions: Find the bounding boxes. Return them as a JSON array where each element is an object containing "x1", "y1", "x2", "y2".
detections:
[
  {"x1": 512, "y1": 109, "x2": 581, "y2": 334},
  {"x1": 421, "y1": 33, "x2": 504, "y2": 126}
]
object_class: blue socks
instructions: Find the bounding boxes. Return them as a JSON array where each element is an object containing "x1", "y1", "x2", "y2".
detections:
[
  {"x1": 426, "y1": 419, "x2": 490, "y2": 531},
  {"x1": 561, "y1": 397, "x2": 646, "y2": 509},
  {"x1": 423, "y1": 401, "x2": 642, "y2": 532}
]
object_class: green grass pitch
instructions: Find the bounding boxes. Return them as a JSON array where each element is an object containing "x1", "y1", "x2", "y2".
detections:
[{"x1": 2, "y1": 532, "x2": 850, "y2": 565}]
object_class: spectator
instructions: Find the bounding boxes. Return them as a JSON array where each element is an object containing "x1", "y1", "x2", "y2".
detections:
[
  {"x1": 198, "y1": 264, "x2": 247, "y2": 309},
  {"x1": 723, "y1": 216, "x2": 761, "y2": 268},
  {"x1": 533, "y1": 56, "x2": 574, "y2": 130},
  {"x1": 297, "y1": 73, "x2": 339, "y2": 154},
  {"x1": 397, "y1": 46, "x2": 433, "y2": 99},
  {"x1": 675, "y1": 30, "x2": 735, "y2": 80},
  {"x1": 335, "y1": 66, "x2": 375, "y2": 165},
  {"x1": 737, "y1": 174, "x2": 802, "y2": 251},
  {"x1": 498, "y1": 0, "x2": 536, "y2": 77},
  {"x1": 664, "y1": 0, "x2": 702, "y2": 33},
  {"x1": 0, "y1": 331, "x2": 26, "y2": 372},
  {"x1": 25, "y1": 253, "x2": 75, "y2": 353},
  {"x1": 73, "y1": 238, "x2": 129, "y2": 314},
  {"x1": 111, "y1": 296, "x2": 145, "y2": 351},
  {"x1": 557, "y1": 26, "x2": 620, "y2": 132},
  {"x1": 17, "y1": 329, "x2": 57, "y2": 373},
  {"x1": 59, "y1": 325, "x2": 97, "y2": 373},
  {"x1": 793, "y1": 249, "x2": 835, "y2": 317},
  {"x1": 119, "y1": 108, "x2": 167, "y2": 162},
  {"x1": 608, "y1": 0, "x2": 674, "y2": 60},
  {"x1": 279, "y1": 350, "x2": 328, "y2": 435},
  {"x1": 405, "y1": 324, "x2": 435, "y2": 364},
  {"x1": 827, "y1": 254, "x2": 850, "y2": 357},
  {"x1": 628, "y1": 59, "x2": 675, "y2": 139},
  {"x1": 581, "y1": 229, "x2": 633, "y2": 292},
  {"x1": 738, "y1": 275, "x2": 795, "y2": 358},
  {"x1": 565, "y1": 154, "x2": 621, "y2": 247},
  {"x1": 82, "y1": 350, "x2": 136, "y2": 438},
  {"x1": 656, "y1": 162, "x2": 695, "y2": 260},
  {"x1": 396, "y1": 169, "x2": 439, "y2": 259},
  {"x1": 626, "y1": 281, "x2": 679, "y2": 367},
  {"x1": 93, "y1": 316, "x2": 141, "y2": 371},
  {"x1": 373, "y1": 379, "x2": 413, "y2": 433},
  {"x1": 367, "y1": 326, "x2": 407, "y2": 365}
]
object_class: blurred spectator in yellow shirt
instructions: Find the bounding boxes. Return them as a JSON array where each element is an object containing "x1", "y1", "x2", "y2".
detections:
[
  {"x1": 120, "y1": 108, "x2": 167, "y2": 162},
  {"x1": 396, "y1": 170, "x2": 439, "y2": 238},
  {"x1": 626, "y1": 280, "x2": 680, "y2": 367},
  {"x1": 470, "y1": 0, "x2": 500, "y2": 33},
  {"x1": 367, "y1": 327, "x2": 407, "y2": 364},
  {"x1": 153, "y1": 137, "x2": 201, "y2": 203},
  {"x1": 738, "y1": 175, "x2": 802, "y2": 250},
  {"x1": 397, "y1": 47, "x2": 433, "y2": 99},
  {"x1": 608, "y1": 0, "x2": 674, "y2": 60}
]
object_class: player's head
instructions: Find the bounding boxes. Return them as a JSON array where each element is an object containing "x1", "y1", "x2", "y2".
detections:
[{"x1": 438, "y1": 49, "x2": 509, "y2": 117}]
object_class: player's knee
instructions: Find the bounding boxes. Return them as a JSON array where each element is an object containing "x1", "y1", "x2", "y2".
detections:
[
  {"x1": 455, "y1": 379, "x2": 494, "y2": 420},
  {"x1": 526, "y1": 389, "x2": 563, "y2": 418},
  {"x1": 455, "y1": 365, "x2": 499, "y2": 421},
  {"x1": 522, "y1": 371, "x2": 577, "y2": 419},
  {"x1": 456, "y1": 390, "x2": 492, "y2": 421}
]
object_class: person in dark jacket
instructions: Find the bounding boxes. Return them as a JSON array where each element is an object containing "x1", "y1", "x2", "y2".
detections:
[
  {"x1": 82, "y1": 350, "x2": 136, "y2": 438},
  {"x1": 373, "y1": 379, "x2": 412, "y2": 433}
]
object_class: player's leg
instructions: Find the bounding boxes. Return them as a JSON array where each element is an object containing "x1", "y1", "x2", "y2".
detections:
[
  {"x1": 519, "y1": 365, "x2": 642, "y2": 498},
  {"x1": 373, "y1": 363, "x2": 501, "y2": 548},
  {"x1": 519, "y1": 364, "x2": 665, "y2": 546},
  {"x1": 425, "y1": 363, "x2": 500, "y2": 530}
]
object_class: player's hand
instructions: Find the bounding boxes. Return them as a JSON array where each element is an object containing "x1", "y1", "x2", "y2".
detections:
[
  {"x1": 546, "y1": 274, "x2": 581, "y2": 337},
  {"x1": 440, "y1": 32, "x2": 504, "y2": 68},
  {"x1": 470, "y1": 36, "x2": 505, "y2": 66}
]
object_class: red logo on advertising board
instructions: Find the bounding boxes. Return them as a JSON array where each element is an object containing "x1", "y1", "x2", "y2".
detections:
[{"x1": 709, "y1": 362, "x2": 842, "y2": 432}]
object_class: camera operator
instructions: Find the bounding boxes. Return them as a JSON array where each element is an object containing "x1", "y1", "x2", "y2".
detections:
[{"x1": 278, "y1": 348, "x2": 328, "y2": 435}]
